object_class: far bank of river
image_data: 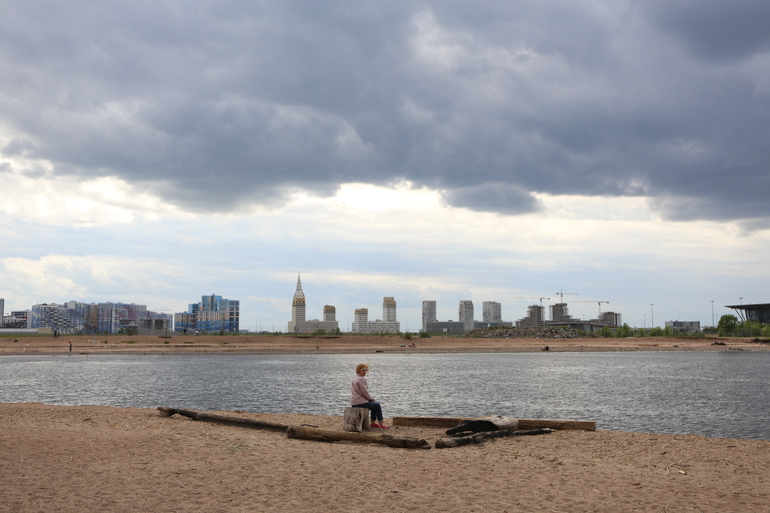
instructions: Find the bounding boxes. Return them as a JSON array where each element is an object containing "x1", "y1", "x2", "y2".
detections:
[{"x1": 1, "y1": 333, "x2": 767, "y2": 355}]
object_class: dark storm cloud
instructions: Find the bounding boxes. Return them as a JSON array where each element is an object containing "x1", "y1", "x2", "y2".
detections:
[
  {"x1": 1, "y1": 0, "x2": 769, "y2": 224},
  {"x1": 441, "y1": 183, "x2": 544, "y2": 215},
  {"x1": 640, "y1": 0, "x2": 770, "y2": 62}
]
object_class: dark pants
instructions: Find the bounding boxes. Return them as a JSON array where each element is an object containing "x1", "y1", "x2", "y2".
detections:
[{"x1": 352, "y1": 401, "x2": 383, "y2": 422}]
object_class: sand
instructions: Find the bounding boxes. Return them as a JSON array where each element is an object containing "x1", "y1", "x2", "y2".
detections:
[
  {"x1": 2, "y1": 403, "x2": 769, "y2": 512},
  {"x1": 1, "y1": 333, "x2": 767, "y2": 355}
]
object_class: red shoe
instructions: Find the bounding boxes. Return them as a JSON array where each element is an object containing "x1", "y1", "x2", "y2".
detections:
[
  {"x1": 378, "y1": 424, "x2": 389, "y2": 429},
  {"x1": 370, "y1": 422, "x2": 380, "y2": 428}
]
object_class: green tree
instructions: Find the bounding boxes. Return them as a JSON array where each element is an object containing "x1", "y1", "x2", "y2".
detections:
[
  {"x1": 717, "y1": 314, "x2": 738, "y2": 336},
  {"x1": 648, "y1": 327, "x2": 664, "y2": 337},
  {"x1": 598, "y1": 326, "x2": 613, "y2": 338},
  {"x1": 615, "y1": 324, "x2": 633, "y2": 338},
  {"x1": 737, "y1": 320, "x2": 762, "y2": 337}
]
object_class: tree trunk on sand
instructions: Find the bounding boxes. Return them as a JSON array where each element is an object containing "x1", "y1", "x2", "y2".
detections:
[
  {"x1": 435, "y1": 428, "x2": 552, "y2": 449},
  {"x1": 287, "y1": 425, "x2": 430, "y2": 449},
  {"x1": 343, "y1": 407, "x2": 371, "y2": 432},
  {"x1": 157, "y1": 407, "x2": 289, "y2": 432}
]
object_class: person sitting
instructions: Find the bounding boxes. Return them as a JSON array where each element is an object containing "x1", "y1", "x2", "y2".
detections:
[{"x1": 350, "y1": 363, "x2": 387, "y2": 429}]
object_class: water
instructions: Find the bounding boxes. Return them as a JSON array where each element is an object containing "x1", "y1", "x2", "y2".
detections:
[{"x1": 1, "y1": 351, "x2": 768, "y2": 440}]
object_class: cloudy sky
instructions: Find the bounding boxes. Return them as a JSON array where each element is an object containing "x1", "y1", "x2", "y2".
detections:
[{"x1": 1, "y1": 0, "x2": 769, "y2": 331}]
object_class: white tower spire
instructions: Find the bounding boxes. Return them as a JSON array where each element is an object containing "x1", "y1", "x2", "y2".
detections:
[{"x1": 293, "y1": 273, "x2": 305, "y2": 301}]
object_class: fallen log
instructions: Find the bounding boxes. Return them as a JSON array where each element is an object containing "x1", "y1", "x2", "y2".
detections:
[
  {"x1": 446, "y1": 416, "x2": 518, "y2": 436},
  {"x1": 287, "y1": 425, "x2": 431, "y2": 449},
  {"x1": 392, "y1": 416, "x2": 595, "y2": 431},
  {"x1": 157, "y1": 407, "x2": 289, "y2": 432},
  {"x1": 435, "y1": 428, "x2": 552, "y2": 449}
]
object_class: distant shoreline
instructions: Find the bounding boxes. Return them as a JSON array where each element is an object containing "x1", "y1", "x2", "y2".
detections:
[{"x1": 1, "y1": 333, "x2": 768, "y2": 356}]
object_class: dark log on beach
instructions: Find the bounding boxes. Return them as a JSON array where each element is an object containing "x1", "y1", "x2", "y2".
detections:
[
  {"x1": 393, "y1": 416, "x2": 596, "y2": 431},
  {"x1": 435, "y1": 428, "x2": 552, "y2": 449},
  {"x1": 157, "y1": 407, "x2": 289, "y2": 432},
  {"x1": 446, "y1": 416, "x2": 519, "y2": 436},
  {"x1": 286, "y1": 425, "x2": 431, "y2": 449}
]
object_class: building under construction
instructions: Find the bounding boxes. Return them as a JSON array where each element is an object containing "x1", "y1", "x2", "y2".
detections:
[{"x1": 516, "y1": 301, "x2": 622, "y2": 331}]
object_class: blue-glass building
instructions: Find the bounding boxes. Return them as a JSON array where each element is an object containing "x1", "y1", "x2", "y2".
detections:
[{"x1": 174, "y1": 294, "x2": 240, "y2": 333}]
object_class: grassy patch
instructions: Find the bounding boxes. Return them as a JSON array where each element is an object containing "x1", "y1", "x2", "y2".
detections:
[{"x1": 225, "y1": 445, "x2": 244, "y2": 455}]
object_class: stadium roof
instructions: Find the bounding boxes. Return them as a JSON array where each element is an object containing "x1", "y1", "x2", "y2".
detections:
[{"x1": 725, "y1": 303, "x2": 770, "y2": 324}]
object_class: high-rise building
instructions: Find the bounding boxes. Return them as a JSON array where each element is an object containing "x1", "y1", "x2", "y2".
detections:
[
  {"x1": 0, "y1": 298, "x2": 4, "y2": 327},
  {"x1": 482, "y1": 301, "x2": 502, "y2": 323},
  {"x1": 287, "y1": 275, "x2": 339, "y2": 334},
  {"x1": 517, "y1": 304, "x2": 545, "y2": 327},
  {"x1": 459, "y1": 300, "x2": 475, "y2": 331},
  {"x1": 174, "y1": 294, "x2": 239, "y2": 333},
  {"x1": 352, "y1": 308, "x2": 369, "y2": 331},
  {"x1": 351, "y1": 298, "x2": 401, "y2": 333},
  {"x1": 288, "y1": 275, "x2": 306, "y2": 332},
  {"x1": 549, "y1": 303, "x2": 573, "y2": 323},
  {"x1": 422, "y1": 300, "x2": 437, "y2": 332},
  {"x1": 599, "y1": 312, "x2": 622, "y2": 327},
  {"x1": 383, "y1": 297, "x2": 397, "y2": 322}
]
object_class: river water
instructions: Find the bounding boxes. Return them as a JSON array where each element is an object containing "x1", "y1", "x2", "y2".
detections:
[{"x1": 1, "y1": 351, "x2": 768, "y2": 440}]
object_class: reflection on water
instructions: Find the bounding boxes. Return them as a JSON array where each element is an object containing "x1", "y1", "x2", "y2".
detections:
[{"x1": 1, "y1": 351, "x2": 768, "y2": 440}]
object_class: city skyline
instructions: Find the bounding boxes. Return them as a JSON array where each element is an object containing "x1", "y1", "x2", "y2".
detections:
[
  {"x1": 0, "y1": 288, "x2": 736, "y2": 334},
  {"x1": 1, "y1": 2, "x2": 769, "y2": 333}
]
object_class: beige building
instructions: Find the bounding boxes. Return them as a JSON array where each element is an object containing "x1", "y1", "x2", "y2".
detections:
[
  {"x1": 287, "y1": 275, "x2": 339, "y2": 334},
  {"x1": 352, "y1": 297, "x2": 401, "y2": 333}
]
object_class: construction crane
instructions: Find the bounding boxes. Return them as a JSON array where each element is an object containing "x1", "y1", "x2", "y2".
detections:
[
  {"x1": 574, "y1": 300, "x2": 610, "y2": 315},
  {"x1": 511, "y1": 296, "x2": 551, "y2": 306},
  {"x1": 596, "y1": 301, "x2": 609, "y2": 314},
  {"x1": 555, "y1": 290, "x2": 578, "y2": 302}
]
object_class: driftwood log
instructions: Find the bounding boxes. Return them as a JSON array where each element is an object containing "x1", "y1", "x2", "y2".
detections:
[
  {"x1": 393, "y1": 416, "x2": 596, "y2": 431},
  {"x1": 446, "y1": 416, "x2": 519, "y2": 436},
  {"x1": 157, "y1": 407, "x2": 289, "y2": 432},
  {"x1": 343, "y1": 407, "x2": 371, "y2": 432},
  {"x1": 435, "y1": 428, "x2": 552, "y2": 449},
  {"x1": 287, "y1": 425, "x2": 431, "y2": 449}
]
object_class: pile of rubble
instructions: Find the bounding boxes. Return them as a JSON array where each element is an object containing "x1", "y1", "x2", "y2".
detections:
[{"x1": 464, "y1": 326, "x2": 589, "y2": 339}]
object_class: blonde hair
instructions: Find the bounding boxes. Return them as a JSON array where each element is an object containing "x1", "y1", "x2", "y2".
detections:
[{"x1": 355, "y1": 363, "x2": 369, "y2": 374}]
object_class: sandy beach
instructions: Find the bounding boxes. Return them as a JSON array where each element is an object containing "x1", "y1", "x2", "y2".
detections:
[
  {"x1": 1, "y1": 333, "x2": 768, "y2": 355},
  {"x1": 2, "y1": 402, "x2": 769, "y2": 512}
]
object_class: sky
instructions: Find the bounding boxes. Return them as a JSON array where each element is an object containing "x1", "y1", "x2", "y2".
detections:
[{"x1": 1, "y1": 0, "x2": 769, "y2": 332}]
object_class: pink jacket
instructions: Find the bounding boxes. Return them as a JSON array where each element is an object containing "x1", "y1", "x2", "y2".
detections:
[{"x1": 351, "y1": 375, "x2": 374, "y2": 405}]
